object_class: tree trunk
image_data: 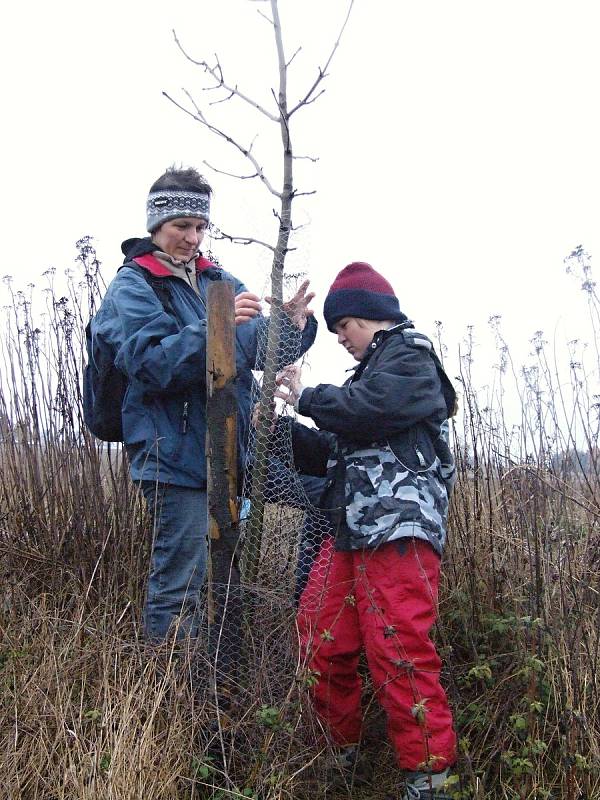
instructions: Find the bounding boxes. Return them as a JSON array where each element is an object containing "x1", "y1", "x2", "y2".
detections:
[{"x1": 244, "y1": 0, "x2": 294, "y2": 587}]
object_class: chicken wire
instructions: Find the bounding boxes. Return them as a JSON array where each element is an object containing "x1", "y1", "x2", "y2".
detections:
[
  {"x1": 201, "y1": 299, "x2": 335, "y2": 696},
  {"x1": 239, "y1": 306, "x2": 333, "y2": 603},
  {"x1": 205, "y1": 302, "x2": 449, "y2": 775}
]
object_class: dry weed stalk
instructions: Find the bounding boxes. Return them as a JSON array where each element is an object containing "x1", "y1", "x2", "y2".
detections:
[{"x1": 0, "y1": 242, "x2": 598, "y2": 798}]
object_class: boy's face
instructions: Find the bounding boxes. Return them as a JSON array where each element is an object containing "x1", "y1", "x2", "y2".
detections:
[
  {"x1": 334, "y1": 317, "x2": 387, "y2": 361},
  {"x1": 152, "y1": 216, "x2": 208, "y2": 262}
]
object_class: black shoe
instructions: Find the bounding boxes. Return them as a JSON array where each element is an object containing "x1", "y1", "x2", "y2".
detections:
[
  {"x1": 400, "y1": 768, "x2": 454, "y2": 799},
  {"x1": 326, "y1": 745, "x2": 374, "y2": 789}
]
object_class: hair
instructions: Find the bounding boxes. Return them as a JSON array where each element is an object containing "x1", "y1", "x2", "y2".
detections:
[{"x1": 150, "y1": 166, "x2": 212, "y2": 196}]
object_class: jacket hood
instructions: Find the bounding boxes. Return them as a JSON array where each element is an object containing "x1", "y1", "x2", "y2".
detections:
[{"x1": 121, "y1": 237, "x2": 155, "y2": 261}]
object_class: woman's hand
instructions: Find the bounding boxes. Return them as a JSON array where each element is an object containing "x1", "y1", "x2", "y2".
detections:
[
  {"x1": 265, "y1": 280, "x2": 315, "y2": 331},
  {"x1": 235, "y1": 292, "x2": 262, "y2": 326},
  {"x1": 275, "y1": 364, "x2": 303, "y2": 406}
]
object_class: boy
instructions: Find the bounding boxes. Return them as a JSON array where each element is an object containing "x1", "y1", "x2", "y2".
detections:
[{"x1": 274, "y1": 262, "x2": 457, "y2": 799}]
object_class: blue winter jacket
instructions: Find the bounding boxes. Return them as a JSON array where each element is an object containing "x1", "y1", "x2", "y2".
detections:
[{"x1": 90, "y1": 237, "x2": 317, "y2": 487}]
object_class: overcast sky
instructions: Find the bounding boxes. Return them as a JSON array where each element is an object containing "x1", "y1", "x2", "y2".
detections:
[{"x1": 2, "y1": 0, "x2": 599, "y2": 392}]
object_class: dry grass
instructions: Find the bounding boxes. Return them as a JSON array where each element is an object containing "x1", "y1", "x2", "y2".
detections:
[{"x1": 0, "y1": 241, "x2": 599, "y2": 799}]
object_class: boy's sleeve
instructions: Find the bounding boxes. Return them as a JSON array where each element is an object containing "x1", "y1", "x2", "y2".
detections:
[
  {"x1": 298, "y1": 336, "x2": 447, "y2": 440},
  {"x1": 298, "y1": 314, "x2": 318, "y2": 356},
  {"x1": 288, "y1": 419, "x2": 335, "y2": 477}
]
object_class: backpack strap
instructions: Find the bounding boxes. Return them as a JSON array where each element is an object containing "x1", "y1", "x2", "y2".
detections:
[
  {"x1": 119, "y1": 261, "x2": 175, "y2": 317},
  {"x1": 371, "y1": 325, "x2": 457, "y2": 418},
  {"x1": 403, "y1": 329, "x2": 458, "y2": 418},
  {"x1": 202, "y1": 266, "x2": 223, "y2": 281}
]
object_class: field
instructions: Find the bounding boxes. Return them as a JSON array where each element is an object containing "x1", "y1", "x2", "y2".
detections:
[{"x1": 0, "y1": 242, "x2": 599, "y2": 799}]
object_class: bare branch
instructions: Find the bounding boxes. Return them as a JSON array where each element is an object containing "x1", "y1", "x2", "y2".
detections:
[
  {"x1": 255, "y1": 7, "x2": 274, "y2": 26},
  {"x1": 208, "y1": 90, "x2": 235, "y2": 106},
  {"x1": 292, "y1": 154, "x2": 320, "y2": 163},
  {"x1": 172, "y1": 31, "x2": 280, "y2": 122},
  {"x1": 297, "y1": 88, "x2": 326, "y2": 110},
  {"x1": 286, "y1": 46, "x2": 302, "y2": 69},
  {"x1": 214, "y1": 55, "x2": 224, "y2": 84},
  {"x1": 288, "y1": 0, "x2": 354, "y2": 117},
  {"x1": 270, "y1": 87, "x2": 291, "y2": 144},
  {"x1": 203, "y1": 162, "x2": 260, "y2": 181},
  {"x1": 162, "y1": 90, "x2": 282, "y2": 199},
  {"x1": 162, "y1": 90, "x2": 203, "y2": 122},
  {"x1": 292, "y1": 190, "x2": 317, "y2": 198},
  {"x1": 211, "y1": 226, "x2": 275, "y2": 253}
]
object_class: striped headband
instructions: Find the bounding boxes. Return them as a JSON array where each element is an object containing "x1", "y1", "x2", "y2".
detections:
[{"x1": 146, "y1": 190, "x2": 210, "y2": 232}]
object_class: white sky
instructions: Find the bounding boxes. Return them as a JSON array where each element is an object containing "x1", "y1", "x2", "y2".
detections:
[{"x1": 2, "y1": 0, "x2": 599, "y2": 393}]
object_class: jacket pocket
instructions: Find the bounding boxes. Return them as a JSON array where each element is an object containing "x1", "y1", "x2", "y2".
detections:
[
  {"x1": 387, "y1": 428, "x2": 436, "y2": 474},
  {"x1": 432, "y1": 426, "x2": 456, "y2": 493},
  {"x1": 344, "y1": 443, "x2": 424, "y2": 539},
  {"x1": 147, "y1": 395, "x2": 189, "y2": 462}
]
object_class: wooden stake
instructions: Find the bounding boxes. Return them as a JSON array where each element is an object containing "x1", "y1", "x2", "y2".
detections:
[{"x1": 206, "y1": 280, "x2": 241, "y2": 681}]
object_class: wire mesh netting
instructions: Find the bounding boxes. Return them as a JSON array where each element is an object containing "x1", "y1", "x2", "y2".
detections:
[
  {"x1": 241, "y1": 305, "x2": 332, "y2": 602},
  {"x1": 206, "y1": 296, "x2": 336, "y2": 697}
]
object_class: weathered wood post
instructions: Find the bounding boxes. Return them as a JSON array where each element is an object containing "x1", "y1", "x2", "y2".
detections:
[{"x1": 206, "y1": 279, "x2": 241, "y2": 683}]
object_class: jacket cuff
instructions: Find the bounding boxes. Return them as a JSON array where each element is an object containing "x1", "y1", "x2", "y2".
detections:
[
  {"x1": 297, "y1": 386, "x2": 314, "y2": 415},
  {"x1": 301, "y1": 314, "x2": 318, "y2": 343}
]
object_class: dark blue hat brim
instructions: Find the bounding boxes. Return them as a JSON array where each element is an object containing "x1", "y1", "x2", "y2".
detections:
[{"x1": 323, "y1": 288, "x2": 405, "y2": 332}]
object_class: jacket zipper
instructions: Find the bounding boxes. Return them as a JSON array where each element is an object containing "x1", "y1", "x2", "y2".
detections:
[
  {"x1": 185, "y1": 266, "x2": 207, "y2": 311},
  {"x1": 414, "y1": 443, "x2": 427, "y2": 468},
  {"x1": 181, "y1": 401, "x2": 189, "y2": 434},
  {"x1": 409, "y1": 427, "x2": 428, "y2": 469}
]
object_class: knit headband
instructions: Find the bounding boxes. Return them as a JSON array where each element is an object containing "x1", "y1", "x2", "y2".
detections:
[{"x1": 146, "y1": 190, "x2": 211, "y2": 232}]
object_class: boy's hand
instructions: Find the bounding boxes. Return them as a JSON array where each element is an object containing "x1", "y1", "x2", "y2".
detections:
[
  {"x1": 235, "y1": 292, "x2": 262, "y2": 325},
  {"x1": 275, "y1": 364, "x2": 303, "y2": 406},
  {"x1": 251, "y1": 402, "x2": 276, "y2": 433},
  {"x1": 265, "y1": 280, "x2": 315, "y2": 331}
]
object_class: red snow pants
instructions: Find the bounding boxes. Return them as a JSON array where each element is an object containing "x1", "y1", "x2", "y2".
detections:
[{"x1": 297, "y1": 536, "x2": 456, "y2": 772}]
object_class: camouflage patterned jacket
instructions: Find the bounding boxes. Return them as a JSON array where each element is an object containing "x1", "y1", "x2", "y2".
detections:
[{"x1": 290, "y1": 323, "x2": 457, "y2": 554}]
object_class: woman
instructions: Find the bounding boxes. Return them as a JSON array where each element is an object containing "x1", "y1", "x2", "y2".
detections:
[{"x1": 89, "y1": 165, "x2": 316, "y2": 642}]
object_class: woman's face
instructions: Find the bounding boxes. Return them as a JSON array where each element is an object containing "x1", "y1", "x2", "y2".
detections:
[
  {"x1": 152, "y1": 216, "x2": 208, "y2": 262},
  {"x1": 333, "y1": 317, "x2": 387, "y2": 361}
]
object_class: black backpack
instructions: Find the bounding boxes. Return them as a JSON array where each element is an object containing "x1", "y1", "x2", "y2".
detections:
[{"x1": 82, "y1": 262, "x2": 174, "y2": 442}]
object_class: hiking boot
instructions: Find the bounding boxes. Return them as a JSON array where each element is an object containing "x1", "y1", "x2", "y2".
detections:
[
  {"x1": 326, "y1": 744, "x2": 374, "y2": 789},
  {"x1": 399, "y1": 768, "x2": 453, "y2": 799}
]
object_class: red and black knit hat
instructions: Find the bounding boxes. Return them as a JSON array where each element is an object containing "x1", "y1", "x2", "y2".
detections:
[{"x1": 323, "y1": 262, "x2": 406, "y2": 332}]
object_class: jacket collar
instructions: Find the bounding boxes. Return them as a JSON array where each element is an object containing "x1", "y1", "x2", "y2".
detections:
[
  {"x1": 121, "y1": 237, "x2": 216, "y2": 276},
  {"x1": 369, "y1": 320, "x2": 414, "y2": 350},
  {"x1": 376, "y1": 320, "x2": 414, "y2": 339},
  {"x1": 350, "y1": 320, "x2": 414, "y2": 382}
]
